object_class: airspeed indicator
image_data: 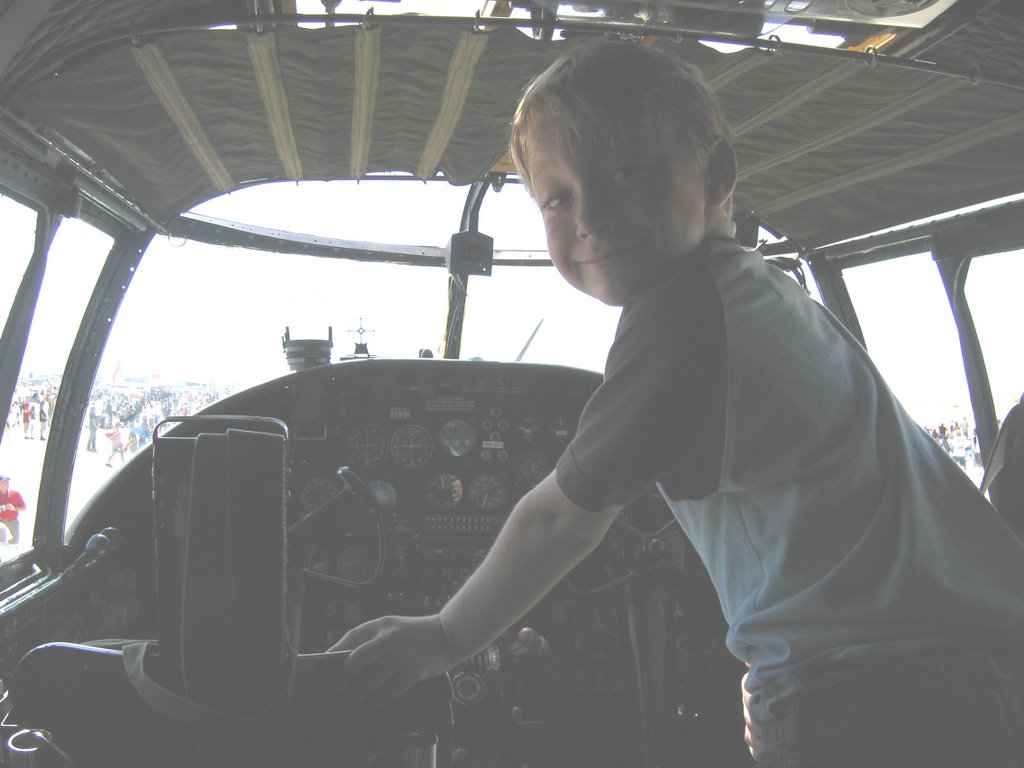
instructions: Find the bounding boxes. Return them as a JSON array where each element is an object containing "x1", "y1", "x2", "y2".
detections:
[{"x1": 469, "y1": 473, "x2": 508, "y2": 515}]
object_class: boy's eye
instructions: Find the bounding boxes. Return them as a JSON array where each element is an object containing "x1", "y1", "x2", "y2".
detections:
[{"x1": 539, "y1": 192, "x2": 569, "y2": 211}]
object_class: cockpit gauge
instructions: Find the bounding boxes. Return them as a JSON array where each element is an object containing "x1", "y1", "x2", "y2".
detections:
[
  {"x1": 439, "y1": 418, "x2": 476, "y2": 457},
  {"x1": 549, "y1": 415, "x2": 576, "y2": 445},
  {"x1": 425, "y1": 472, "x2": 463, "y2": 511},
  {"x1": 391, "y1": 424, "x2": 433, "y2": 468},
  {"x1": 515, "y1": 448, "x2": 551, "y2": 490},
  {"x1": 345, "y1": 424, "x2": 389, "y2": 467},
  {"x1": 335, "y1": 543, "x2": 376, "y2": 584},
  {"x1": 367, "y1": 479, "x2": 399, "y2": 510},
  {"x1": 300, "y1": 477, "x2": 340, "y2": 514},
  {"x1": 514, "y1": 414, "x2": 544, "y2": 444},
  {"x1": 469, "y1": 473, "x2": 509, "y2": 515}
]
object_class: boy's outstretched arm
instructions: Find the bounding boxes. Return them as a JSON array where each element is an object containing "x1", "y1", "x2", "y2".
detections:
[{"x1": 330, "y1": 472, "x2": 623, "y2": 707}]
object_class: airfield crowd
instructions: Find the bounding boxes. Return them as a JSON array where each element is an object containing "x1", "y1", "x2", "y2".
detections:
[
  {"x1": 924, "y1": 419, "x2": 981, "y2": 469},
  {"x1": 6, "y1": 380, "x2": 223, "y2": 463},
  {"x1": 5, "y1": 380, "x2": 986, "y2": 473}
]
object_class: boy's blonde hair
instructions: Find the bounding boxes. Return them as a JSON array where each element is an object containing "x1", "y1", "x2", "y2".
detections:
[{"x1": 510, "y1": 42, "x2": 733, "y2": 194}]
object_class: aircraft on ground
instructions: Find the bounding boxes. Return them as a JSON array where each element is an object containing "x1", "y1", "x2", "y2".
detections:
[{"x1": 0, "y1": 1, "x2": 1021, "y2": 766}]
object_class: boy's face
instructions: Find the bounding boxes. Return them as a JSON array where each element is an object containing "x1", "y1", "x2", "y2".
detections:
[{"x1": 527, "y1": 118, "x2": 718, "y2": 306}]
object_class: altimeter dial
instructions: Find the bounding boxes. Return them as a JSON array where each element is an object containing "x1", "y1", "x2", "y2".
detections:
[{"x1": 469, "y1": 473, "x2": 508, "y2": 515}]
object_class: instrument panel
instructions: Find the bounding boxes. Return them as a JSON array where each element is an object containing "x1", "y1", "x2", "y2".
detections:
[
  {"x1": 114, "y1": 358, "x2": 748, "y2": 766},
  {"x1": 283, "y1": 360, "x2": 599, "y2": 617}
]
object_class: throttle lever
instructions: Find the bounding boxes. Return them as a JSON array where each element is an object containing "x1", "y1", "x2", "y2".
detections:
[{"x1": 335, "y1": 466, "x2": 379, "y2": 514}]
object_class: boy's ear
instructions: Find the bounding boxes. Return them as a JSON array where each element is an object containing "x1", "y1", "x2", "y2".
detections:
[{"x1": 705, "y1": 140, "x2": 737, "y2": 209}]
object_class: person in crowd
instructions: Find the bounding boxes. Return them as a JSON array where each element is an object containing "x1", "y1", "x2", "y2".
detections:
[
  {"x1": 21, "y1": 399, "x2": 31, "y2": 438},
  {"x1": 86, "y1": 404, "x2": 100, "y2": 452},
  {"x1": 38, "y1": 396, "x2": 48, "y2": 442},
  {"x1": 104, "y1": 422, "x2": 126, "y2": 467}
]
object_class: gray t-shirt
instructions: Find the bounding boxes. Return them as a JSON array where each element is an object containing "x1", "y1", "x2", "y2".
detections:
[{"x1": 557, "y1": 238, "x2": 1024, "y2": 720}]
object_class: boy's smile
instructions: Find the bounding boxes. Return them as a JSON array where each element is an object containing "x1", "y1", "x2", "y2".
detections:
[{"x1": 527, "y1": 121, "x2": 721, "y2": 306}]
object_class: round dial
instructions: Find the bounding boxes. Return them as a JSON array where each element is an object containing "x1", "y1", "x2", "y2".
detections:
[
  {"x1": 469, "y1": 473, "x2": 509, "y2": 515},
  {"x1": 345, "y1": 424, "x2": 389, "y2": 467},
  {"x1": 515, "y1": 448, "x2": 551, "y2": 490},
  {"x1": 367, "y1": 479, "x2": 398, "y2": 510},
  {"x1": 425, "y1": 472, "x2": 463, "y2": 511},
  {"x1": 335, "y1": 543, "x2": 376, "y2": 583},
  {"x1": 391, "y1": 424, "x2": 433, "y2": 468},
  {"x1": 439, "y1": 418, "x2": 476, "y2": 457},
  {"x1": 451, "y1": 672, "x2": 486, "y2": 706},
  {"x1": 515, "y1": 414, "x2": 544, "y2": 444},
  {"x1": 300, "y1": 477, "x2": 339, "y2": 514}
]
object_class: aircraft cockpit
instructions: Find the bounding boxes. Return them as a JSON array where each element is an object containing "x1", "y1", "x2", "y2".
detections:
[{"x1": 0, "y1": 1, "x2": 1022, "y2": 766}]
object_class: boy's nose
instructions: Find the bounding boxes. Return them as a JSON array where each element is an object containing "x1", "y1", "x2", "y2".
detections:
[{"x1": 575, "y1": 186, "x2": 616, "y2": 239}]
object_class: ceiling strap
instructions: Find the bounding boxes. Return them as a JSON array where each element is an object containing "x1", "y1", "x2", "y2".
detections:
[
  {"x1": 417, "y1": 30, "x2": 490, "y2": 180},
  {"x1": 350, "y1": 25, "x2": 381, "y2": 178},
  {"x1": 739, "y1": 76, "x2": 964, "y2": 181},
  {"x1": 708, "y1": 51, "x2": 764, "y2": 90},
  {"x1": 248, "y1": 31, "x2": 303, "y2": 180},
  {"x1": 758, "y1": 108, "x2": 1024, "y2": 215},
  {"x1": 131, "y1": 43, "x2": 233, "y2": 193},
  {"x1": 732, "y1": 62, "x2": 856, "y2": 138}
]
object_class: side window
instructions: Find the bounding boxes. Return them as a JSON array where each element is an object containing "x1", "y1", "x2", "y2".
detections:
[
  {"x1": 2, "y1": 213, "x2": 109, "y2": 557},
  {"x1": 842, "y1": 252, "x2": 981, "y2": 484},
  {"x1": 1, "y1": 193, "x2": 39, "y2": 556},
  {"x1": 963, "y1": 249, "x2": 1024, "y2": 426}
]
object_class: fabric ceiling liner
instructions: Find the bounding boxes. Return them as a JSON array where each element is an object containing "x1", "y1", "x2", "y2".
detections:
[
  {"x1": 1, "y1": 0, "x2": 1023, "y2": 249},
  {"x1": 248, "y1": 31, "x2": 302, "y2": 181}
]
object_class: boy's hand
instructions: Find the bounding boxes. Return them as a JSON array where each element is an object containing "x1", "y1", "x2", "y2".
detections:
[
  {"x1": 330, "y1": 614, "x2": 453, "y2": 708},
  {"x1": 741, "y1": 664, "x2": 762, "y2": 761}
]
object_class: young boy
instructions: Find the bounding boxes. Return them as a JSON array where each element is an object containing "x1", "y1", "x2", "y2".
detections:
[{"x1": 334, "y1": 42, "x2": 1024, "y2": 766}]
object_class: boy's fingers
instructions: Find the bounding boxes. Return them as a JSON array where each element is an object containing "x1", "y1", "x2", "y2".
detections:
[
  {"x1": 740, "y1": 666, "x2": 761, "y2": 759},
  {"x1": 330, "y1": 620, "x2": 379, "y2": 652}
]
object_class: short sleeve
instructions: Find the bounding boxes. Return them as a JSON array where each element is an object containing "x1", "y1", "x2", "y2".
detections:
[{"x1": 556, "y1": 258, "x2": 726, "y2": 511}]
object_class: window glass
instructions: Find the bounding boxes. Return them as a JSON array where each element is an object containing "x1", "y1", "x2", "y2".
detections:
[
  {"x1": 66, "y1": 235, "x2": 451, "y2": 535},
  {"x1": 460, "y1": 264, "x2": 619, "y2": 371},
  {"x1": 842, "y1": 252, "x2": 981, "y2": 484},
  {"x1": 963, "y1": 249, "x2": 1024, "y2": 424},
  {"x1": 0, "y1": 193, "x2": 39, "y2": 558},
  {"x1": 478, "y1": 182, "x2": 548, "y2": 253},
  {"x1": 469, "y1": 181, "x2": 620, "y2": 370},
  {"x1": 193, "y1": 180, "x2": 469, "y2": 247},
  {"x1": 2, "y1": 217, "x2": 109, "y2": 556}
]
